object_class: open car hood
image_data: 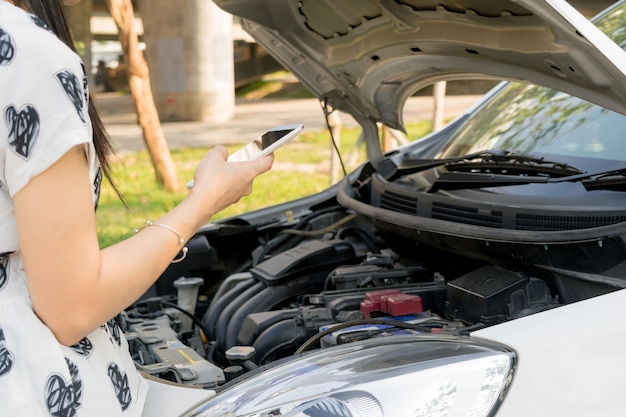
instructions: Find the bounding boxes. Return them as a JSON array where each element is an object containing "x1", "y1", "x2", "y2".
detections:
[{"x1": 214, "y1": 0, "x2": 626, "y2": 129}]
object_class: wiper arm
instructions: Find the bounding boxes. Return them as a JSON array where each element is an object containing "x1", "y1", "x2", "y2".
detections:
[
  {"x1": 395, "y1": 150, "x2": 501, "y2": 174},
  {"x1": 429, "y1": 168, "x2": 626, "y2": 192},
  {"x1": 396, "y1": 150, "x2": 582, "y2": 178},
  {"x1": 429, "y1": 172, "x2": 549, "y2": 192},
  {"x1": 582, "y1": 170, "x2": 626, "y2": 191}
]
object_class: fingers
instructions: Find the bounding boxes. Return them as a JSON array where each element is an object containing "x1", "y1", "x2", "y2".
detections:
[
  {"x1": 173, "y1": 138, "x2": 279, "y2": 228},
  {"x1": 255, "y1": 152, "x2": 274, "y2": 173},
  {"x1": 212, "y1": 145, "x2": 229, "y2": 160},
  {"x1": 185, "y1": 145, "x2": 275, "y2": 220}
]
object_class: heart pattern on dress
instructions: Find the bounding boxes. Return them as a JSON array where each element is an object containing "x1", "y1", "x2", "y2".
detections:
[
  {"x1": 0, "y1": 27, "x2": 16, "y2": 66},
  {"x1": 44, "y1": 358, "x2": 83, "y2": 417},
  {"x1": 70, "y1": 337, "x2": 93, "y2": 358},
  {"x1": 0, "y1": 327, "x2": 14, "y2": 377},
  {"x1": 108, "y1": 362, "x2": 132, "y2": 410},
  {"x1": 56, "y1": 69, "x2": 86, "y2": 123},
  {"x1": 0, "y1": 255, "x2": 8, "y2": 291},
  {"x1": 106, "y1": 318, "x2": 122, "y2": 347},
  {"x1": 5, "y1": 104, "x2": 40, "y2": 159}
]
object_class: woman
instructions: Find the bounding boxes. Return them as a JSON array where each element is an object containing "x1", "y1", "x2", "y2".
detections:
[{"x1": 0, "y1": 0, "x2": 273, "y2": 415}]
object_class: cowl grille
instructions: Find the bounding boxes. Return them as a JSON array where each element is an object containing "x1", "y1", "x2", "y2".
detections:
[
  {"x1": 432, "y1": 202, "x2": 503, "y2": 228},
  {"x1": 380, "y1": 191, "x2": 417, "y2": 215},
  {"x1": 376, "y1": 187, "x2": 626, "y2": 231},
  {"x1": 515, "y1": 213, "x2": 626, "y2": 231}
]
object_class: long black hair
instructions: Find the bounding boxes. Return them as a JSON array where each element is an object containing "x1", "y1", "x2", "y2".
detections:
[{"x1": 15, "y1": 0, "x2": 121, "y2": 200}]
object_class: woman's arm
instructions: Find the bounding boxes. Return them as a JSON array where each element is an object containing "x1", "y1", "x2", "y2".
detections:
[{"x1": 14, "y1": 143, "x2": 272, "y2": 346}]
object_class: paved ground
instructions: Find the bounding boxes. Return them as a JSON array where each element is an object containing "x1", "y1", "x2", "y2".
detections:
[{"x1": 95, "y1": 93, "x2": 483, "y2": 153}]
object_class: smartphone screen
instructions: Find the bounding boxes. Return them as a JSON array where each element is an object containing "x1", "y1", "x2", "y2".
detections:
[{"x1": 227, "y1": 124, "x2": 303, "y2": 162}]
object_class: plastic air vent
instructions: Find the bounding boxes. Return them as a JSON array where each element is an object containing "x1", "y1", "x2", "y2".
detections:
[
  {"x1": 380, "y1": 191, "x2": 417, "y2": 214},
  {"x1": 515, "y1": 213, "x2": 626, "y2": 231},
  {"x1": 432, "y1": 202, "x2": 503, "y2": 228}
]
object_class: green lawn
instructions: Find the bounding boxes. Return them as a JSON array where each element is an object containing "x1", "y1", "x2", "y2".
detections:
[{"x1": 96, "y1": 122, "x2": 432, "y2": 248}]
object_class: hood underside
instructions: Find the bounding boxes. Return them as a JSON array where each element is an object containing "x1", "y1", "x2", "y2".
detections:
[{"x1": 214, "y1": 0, "x2": 626, "y2": 128}]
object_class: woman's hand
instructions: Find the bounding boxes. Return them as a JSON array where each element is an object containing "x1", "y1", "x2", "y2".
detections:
[{"x1": 186, "y1": 145, "x2": 274, "y2": 225}]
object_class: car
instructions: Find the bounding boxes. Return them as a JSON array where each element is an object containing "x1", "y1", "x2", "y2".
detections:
[{"x1": 123, "y1": 1, "x2": 626, "y2": 415}]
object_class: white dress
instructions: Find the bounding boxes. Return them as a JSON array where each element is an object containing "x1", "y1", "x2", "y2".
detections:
[{"x1": 0, "y1": 3, "x2": 147, "y2": 415}]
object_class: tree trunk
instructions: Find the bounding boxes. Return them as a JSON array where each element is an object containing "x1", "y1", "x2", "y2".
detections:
[{"x1": 105, "y1": 0, "x2": 182, "y2": 191}]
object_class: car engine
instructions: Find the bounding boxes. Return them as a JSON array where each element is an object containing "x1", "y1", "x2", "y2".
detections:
[{"x1": 115, "y1": 193, "x2": 621, "y2": 389}]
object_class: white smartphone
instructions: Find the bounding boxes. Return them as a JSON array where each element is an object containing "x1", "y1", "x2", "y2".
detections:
[
  {"x1": 186, "y1": 123, "x2": 303, "y2": 189},
  {"x1": 227, "y1": 123, "x2": 304, "y2": 162}
]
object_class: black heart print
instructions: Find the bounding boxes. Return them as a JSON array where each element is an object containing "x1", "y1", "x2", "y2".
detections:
[
  {"x1": 5, "y1": 104, "x2": 40, "y2": 159},
  {"x1": 0, "y1": 27, "x2": 16, "y2": 66},
  {"x1": 56, "y1": 70, "x2": 86, "y2": 123},
  {"x1": 108, "y1": 362, "x2": 132, "y2": 410},
  {"x1": 44, "y1": 358, "x2": 83, "y2": 417},
  {"x1": 0, "y1": 255, "x2": 8, "y2": 291},
  {"x1": 0, "y1": 327, "x2": 14, "y2": 377},
  {"x1": 106, "y1": 318, "x2": 122, "y2": 347},
  {"x1": 70, "y1": 337, "x2": 93, "y2": 358},
  {"x1": 45, "y1": 374, "x2": 78, "y2": 417}
]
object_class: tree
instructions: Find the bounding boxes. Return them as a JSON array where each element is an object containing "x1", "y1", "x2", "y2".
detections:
[{"x1": 105, "y1": 0, "x2": 182, "y2": 191}]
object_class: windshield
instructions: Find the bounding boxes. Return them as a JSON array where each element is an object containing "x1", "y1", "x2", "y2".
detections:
[{"x1": 438, "y1": 4, "x2": 626, "y2": 162}]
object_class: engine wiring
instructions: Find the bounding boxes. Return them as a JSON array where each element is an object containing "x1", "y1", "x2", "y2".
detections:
[
  {"x1": 294, "y1": 317, "x2": 462, "y2": 354},
  {"x1": 280, "y1": 213, "x2": 358, "y2": 237},
  {"x1": 128, "y1": 297, "x2": 210, "y2": 339}
]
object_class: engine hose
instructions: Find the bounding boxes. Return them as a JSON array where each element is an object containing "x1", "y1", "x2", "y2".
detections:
[
  {"x1": 211, "y1": 272, "x2": 255, "y2": 303},
  {"x1": 215, "y1": 281, "x2": 266, "y2": 355},
  {"x1": 252, "y1": 319, "x2": 309, "y2": 365},
  {"x1": 336, "y1": 226, "x2": 381, "y2": 254},
  {"x1": 203, "y1": 277, "x2": 257, "y2": 341},
  {"x1": 224, "y1": 285, "x2": 298, "y2": 350}
]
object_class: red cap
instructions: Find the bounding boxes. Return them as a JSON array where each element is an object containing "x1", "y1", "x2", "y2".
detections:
[{"x1": 360, "y1": 290, "x2": 423, "y2": 318}]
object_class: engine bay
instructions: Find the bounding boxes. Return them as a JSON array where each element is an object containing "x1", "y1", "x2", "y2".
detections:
[{"x1": 117, "y1": 187, "x2": 626, "y2": 389}]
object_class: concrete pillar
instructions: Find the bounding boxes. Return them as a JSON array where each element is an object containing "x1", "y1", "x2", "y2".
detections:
[
  {"x1": 138, "y1": 0, "x2": 234, "y2": 122},
  {"x1": 65, "y1": 0, "x2": 93, "y2": 86}
]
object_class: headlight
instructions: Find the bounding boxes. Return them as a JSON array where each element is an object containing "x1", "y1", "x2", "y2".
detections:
[{"x1": 181, "y1": 335, "x2": 515, "y2": 417}]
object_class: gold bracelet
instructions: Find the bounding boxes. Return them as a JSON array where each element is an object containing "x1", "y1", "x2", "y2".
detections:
[{"x1": 134, "y1": 220, "x2": 189, "y2": 263}]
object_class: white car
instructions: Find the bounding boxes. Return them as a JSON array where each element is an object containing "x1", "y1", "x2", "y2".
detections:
[{"x1": 126, "y1": 1, "x2": 626, "y2": 415}]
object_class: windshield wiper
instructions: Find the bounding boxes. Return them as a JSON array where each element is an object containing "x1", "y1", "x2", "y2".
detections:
[
  {"x1": 582, "y1": 170, "x2": 626, "y2": 191},
  {"x1": 395, "y1": 150, "x2": 583, "y2": 178},
  {"x1": 429, "y1": 168, "x2": 626, "y2": 192}
]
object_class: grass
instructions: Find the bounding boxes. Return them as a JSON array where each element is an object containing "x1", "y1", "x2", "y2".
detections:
[{"x1": 96, "y1": 122, "x2": 432, "y2": 248}]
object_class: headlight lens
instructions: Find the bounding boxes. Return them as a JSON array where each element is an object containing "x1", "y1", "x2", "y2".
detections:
[{"x1": 182, "y1": 335, "x2": 515, "y2": 417}]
